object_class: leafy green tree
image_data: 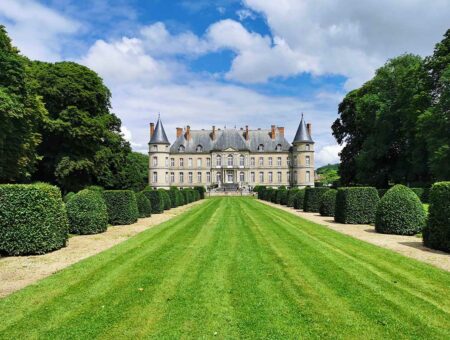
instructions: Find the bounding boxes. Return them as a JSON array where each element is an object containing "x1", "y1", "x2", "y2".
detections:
[
  {"x1": 115, "y1": 152, "x2": 149, "y2": 192},
  {"x1": 0, "y1": 25, "x2": 45, "y2": 182},
  {"x1": 316, "y1": 163, "x2": 340, "y2": 185}
]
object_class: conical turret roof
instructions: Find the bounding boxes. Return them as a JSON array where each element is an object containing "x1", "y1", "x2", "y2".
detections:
[
  {"x1": 293, "y1": 114, "x2": 313, "y2": 143},
  {"x1": 149, "y1": 116, "x2": 170, "y2": 144}
]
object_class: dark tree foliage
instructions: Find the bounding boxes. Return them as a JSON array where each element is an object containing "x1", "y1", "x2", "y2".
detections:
[{"x1": 115, "y1": 152, "x2": 149, "y2": 192}]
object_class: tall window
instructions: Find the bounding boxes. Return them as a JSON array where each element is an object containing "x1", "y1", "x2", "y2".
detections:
[
  {"x1": 239, "y1": 155, "x2": 245, "y2": 166},
  {"x1": 227, "y1": 154, "x2": 233, "y2": 166},
  {"x1": 196, "y1": 145, "x2": 203, "y2": 152},
  {"x1": 259, "y1": 157, "x2": 264, "y2": 166},
  {"x1": 188, "y1": 158, "x2": 193, "y2": 167},
  {"x1": 165, "y1": 172, "x2": 169, "y2": 183},
  {"x1": 305, "y1": 156, "x2": 310, "y2": 166},
  {"x1": 216, "y1": 155, "x2": 222, "y2": 166},
  {"x1": 251, "y1": 157, "x2": 255, "y2": 167},
  {"x1": 259, "y1": 172, "x2": 264, "y2": 183},
  {"x1": 240, "y1": 171, "x2": 245, "y2": 182},
  {"x1": 152, "y1": 156, "x2": 158, "y2": 166},
  {"x1": 170, "y1": 158, "x2": 175, "y2": 167},
  {"x1": 178, "y1": 145, "x2": 185, "y2": 152},
  {"x1": 152, "y1": 172, "x2": 158, "y2": 183},
  {"x1": 277, "y1": 157, "x2": 282, "y2": 167},
  {"x1": 287, "y1": 157, "x2": 291, "y2": 167},
  {"x1": 179, "y1": 158, "x2": 184, "y2": 167},
  {"x1": 268, "y1": 157, "x2": 273, "y2": 166},
  {"x1": 206, "y1": 172, "x2": 211, "y2": 183},
  {"x1": 152, "y1": 145, "x2": 157, "y2": 151},
  {"x1": 170, "y1": 172, "x2": 175, "y2": 183},
  {"x1": 188, "y1": 172, "x2": 193, "y2": 183},
  {"x1": 179, "y1": 172, "x2": 184, "y2": 183},
  {"x1": 287, "y1": 172, "x2": 291, "y2": 183},
  {"x1": 197, "y1": 158, "x2": 202, "y2": 167},
  {"x1": 277, "y1": 171, "x2": 282, "y2": 183},
  {"x1": 216, "y1": 172, "x2": 221, "y2": 183},
  {"x1": 165, "y1": 157, "x2": 169, "y2": 167},
  {"x1": 268, "y1": 172, "x2": 273, "y2": 183},
  {"x1": 306, "y1": 171, "x2": 310, "y2": 182},
  {"x1": 251, "y1": 172, "x2": 255, "y2": 182},
  {"x1": 306, "y1": 144, "x2": 310, "y2": 151},
  {"x1": 197, "y1": 172, "x2": 202, "y2": 183},
  {"x1": 206, "y1": 158, "x2": 211, "y2": 167}
]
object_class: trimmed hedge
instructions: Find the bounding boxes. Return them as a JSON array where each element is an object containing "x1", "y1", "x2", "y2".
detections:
[
  {"x1": 293, "y1": 189, "x2": 305, "y2": 209},
  {"x1": 102, "y1": 190, "x2": 139, "y2": 225},
  {"x1": 335, "y1": 187, "x2": 379, "y2": 224},
  {"x1": 377, "y1": 189, "x2": 388, "y2": 198},
  {"x1": 194, "y1": 186, "x2": 206, "y2": 199},
  {"x1": 303, "y1": 187, "x2": 330, "y2": 212},
  {"x1": 319, "y1": 189, "x2": 337, "y2": 217},
  {"x1": 136, "y1": 192, "x2": 152, "y2": 218},
  {"x1": 0, "y1": 183, "x2": 69, "y2": 255},
  {"x1": 142, "y1": 188, "x2": 164, "y2": 213},
  {"x1": 177, "y1": 190, "x2": 186, "y2": 206},
  {"x1": 66, "y1": 189, "x2": 108, "y2": 234},
  {"x1": 182, "y1": 189, "x2": 193, "y2": 204},
  {"x1": 287, "y1": 189, "x2": 299, "y2": 207},
  {"x1": 375, "y1": 185, "x2": 426, "y2": 235},
  {"x1": 63, "y1": 192, "x2": 75, "y2": 203},
  {"x1": 278, "y1": 189, "x2": 288, "y2": 205},
  {"x1": 423, "y1": 182, "x2": 450, "y2": 252},
  {"x1": 158, "y1": 189, "x2": 172, "y2": 210},
  {"x1": 168, "y1": 187, "x2": 179, "y2": 208}
]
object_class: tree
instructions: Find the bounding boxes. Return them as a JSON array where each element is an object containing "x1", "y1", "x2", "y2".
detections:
[
  {"x1": 115, "y1": 152, "x2": 149, "y2": 192},
  {"x1": 0, "y1": 25, "x2": 45, "y2": 182},
  {"x1": 316, "y1": 163, "x2": 340, "y2": 186}
]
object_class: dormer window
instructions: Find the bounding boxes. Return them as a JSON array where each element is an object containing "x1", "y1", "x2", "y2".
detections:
[
  {"x1": 276, "y1": 144, "x2": 282, "y2": 151},
  {"x1": 178, "y1": 145, "x2": 185, "y2": 152},
  {"x1": 258, "y1": 144, "x2": 264, "y2": 152},
  {"x1": 196, "y1": 145, "x2": 203, "y2": 152}
]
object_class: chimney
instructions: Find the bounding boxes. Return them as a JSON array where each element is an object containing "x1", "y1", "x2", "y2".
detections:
[
  {"x1": 278, "y1": 127, "x2": 285, "y2": 137},
  {"x1": 306, "y1": 123, "x2": 312, "y2": 136},
  {"x1": 176, "y1": 127, "x2": 182, "y2": 138},
  {"x1": 150, "y1": 122, "x2": 155, "y2": 138},
  {"x1": 271, "y1": 125, "x2": 276, "y2": 140},
  {"x1": 245, "y1": 125, "x2": 249, "y2": 141},
  {"x1": 185, "y1": 125, "x2": 191, "y2": 140},
  {"x1": 211, "y1": 125, "x2": 216, "y2": 140}
]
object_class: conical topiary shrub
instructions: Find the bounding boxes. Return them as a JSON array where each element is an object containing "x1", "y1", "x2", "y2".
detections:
[{"x1": 375, "y1": 184, "x2": 426, "y2": 235}]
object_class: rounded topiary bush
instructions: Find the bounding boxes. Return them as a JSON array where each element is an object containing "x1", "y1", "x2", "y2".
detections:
[
  {"x1": 377, "y1": 189, "x2": 388, "y2": 198},
  {"x1": 136, "y1": 192, "x2": 152, "y2": 218},
  {"x1": 375, "y1": 185, "x2": 426, "y2": 235},
  {"x1": 293, "y1": 189, "x2": 305, "y2": 209},
  {"x1": 278, "y1": 189, "x2": 288, "y2": 205},
  {"x1": 63, "y1": 192, "x2": 75, "y2": 203},
  {"x1": 102, "y1": 190, "x2": 139, "y2": 225},
  {"x1": 168, "y1": 187, "x2": 179, "y2": 208},
  {"x1": 0, "y1": 183, "x2": 69, "y2": 255},
  {"x1": 177, "y1": 190, "x2": 185, "y2": 206},
  {"x1": 66, "y1": 189, "x2": 108, "y2": 234},
  {"x1": 158, "y1": 189, "x2": 172, "y2": 210},
  {"x1": 335, "y1": 187, "x2": 379, "y2": 224},
  {"x1": 287, "y1": 189, "x2": 299, "y2": 207},
  {"x1": 194, "y1": 186, "x2": 206, "y2": 199},
  {"x1": 142, "y1": 188, "x2": 164, "y2": 213},
  {"x1": 303, "y1": 187, "x2": 330, "y2": 212},
  {"x1": 423, "y1": 182, "x2": 450, "y2": 252},
  {"x1": 319, "y1": 189, "x2": 337, "y2": 217}
]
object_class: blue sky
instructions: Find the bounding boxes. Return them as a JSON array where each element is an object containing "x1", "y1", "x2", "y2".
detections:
[{"x1": 1, "y1": 0, "x2": 449, "y2": 167}]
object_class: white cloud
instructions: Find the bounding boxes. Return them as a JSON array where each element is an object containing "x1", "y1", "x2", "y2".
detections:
[
  {"x1": 315, "y1": 144, "x2": 343, "y2": 167},
  {"x1": 0, "y1": 0, "x2": 79, "y2": 60},
  {"x1": 236, "y1": 8, "x2": 256, "y2": 21}
]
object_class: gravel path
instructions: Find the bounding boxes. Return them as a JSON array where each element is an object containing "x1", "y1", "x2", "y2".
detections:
[
  {"x1": 0, "y1": 200, "x2": 205, "y2": 298},
  {"x1": 260, "y1": 200, "x2": 450, "y2": 272}
]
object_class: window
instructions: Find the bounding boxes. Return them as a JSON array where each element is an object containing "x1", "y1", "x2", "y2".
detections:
[
  {"x1": 216, "y1": 172, "x2": 222, "y2": 183},
  {"x1": 258, "y1": 144, "x2": 264, "y2": 151},
  {"x1": 179, "y1": 172, "x2": 184, "y2": 183},
  {"x1": 287, "y1": 157, "x2": 291, "y2": 167},
  {"x1": 277, "y1": 171, "x2": 282, "y2": 183},
  {"x1": 165, "y1": 172, "x2": 169, "y2": 183},
  {"x1": 239, "y1": 155, "x2": 245, "y2": 166},
  {"x1": 165, "y1": 157, "x2": 169, "y2": 167},
  {"x1": 188, "y1": 158, "x2": 193, "y2": 167},
  {"x1": 206, "y1": 158, "x2": 211, "y2": 167},
  {"x1": 216, "y1": 155, "x2": 222, "y2": 166},
  {"x1": 179, "y1": 158, "x2": 184, "y2": 167},
  {"x1": 306, "y1": 144, "x2": 310, "y2": 151},
  {"x1": 268, "y1": 157, "x2": 273, "y2": 166},
  {"x1": 251, "y1": 172, "x2": 255, "y2": 182},
  {"x1": 277, "y1": 157, "x2": 282, "y2": 167},
  {"x1": 305, "y1": 156, "x2": 310, "y2": 166},
  {"x1": 196, "y1": 145, "x2": 203, "y2": 152},
  {"x1": 287, "y1": 172, "x2": 291, "y2": 183},
  {"x1": 178, "y1": 145, "x2": 185, "y2": 152},
  {"x1": 188, "y1": 172, "x2": 193, "y2": 183},
  {"x1": 197, "y1": 172, "x2": 202, "y2": 183},
  {"x1": 294, "y1": 171, "x2": 297, "y2": 183},
  {"x1": 152, "y1": 156, "x2": 158, "y2": 166},
  {"x1": 170, "y1": 158, "x2": 175, "y2": 167},
  {"x1": 250, "y1": 157, "x2": 255, "y2": 166},
  {"x1": 152, "y1": 172, "x2": 158, "y2": 183},
  {"x1": 227, "y1": 154, "x2": 233, "y2": 166},
  {"x1": 240, "y1": 171, "x2": 245, "y2": 182},
  {"x1": 259, "y1": 172, "x2": 264, "y2": 183},
  {"x1": 259, "y1": 157, "x2": 264, "y2": 166},
  {"x1": 152, "y1": 145, "x2": 157, "y2": 151},
  {"x1": 197, "y1": 158, "x2": 202, "y2": 167},
  {"x1": 170, "y1": 172, "x2": 175, "y2": 183},
  {"x1": 276, "y1": 144, "x2": 282, "y2": 151},
  {"x1": 306, "y1": 171, "x2": 310, "y2": 182},
  {"x1": 206, "y1": 172, "x2": 211, "y2": 183},
  {"x1": 269, "y1": 172, "x2": 273, "y2": 183}
]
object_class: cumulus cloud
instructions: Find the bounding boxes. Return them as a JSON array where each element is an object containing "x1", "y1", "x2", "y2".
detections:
[
  {"x1": 0, "y1": 0, "x2": 79, "y2": 60},
  {"x1": 315, "y1": 144, "x2": 343, "y2": 167}
]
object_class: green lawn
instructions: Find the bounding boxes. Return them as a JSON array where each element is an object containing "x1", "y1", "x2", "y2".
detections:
[{"x1": 1, "y1": 197, "x2": 449, "y2": 339}]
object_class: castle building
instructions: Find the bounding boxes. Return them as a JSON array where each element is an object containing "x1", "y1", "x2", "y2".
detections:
[{"x1": 148, "y1": 115, "x2": 314, "y2": 190}]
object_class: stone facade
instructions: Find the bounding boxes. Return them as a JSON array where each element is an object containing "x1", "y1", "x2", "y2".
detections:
[{"x1": 148, "y1": 115, "x2": 314, "y2": 189}]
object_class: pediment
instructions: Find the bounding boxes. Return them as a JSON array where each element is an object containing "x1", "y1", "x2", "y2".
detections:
[{"x1": 224, "y1": 147, "x2": 237, "y2": 152}]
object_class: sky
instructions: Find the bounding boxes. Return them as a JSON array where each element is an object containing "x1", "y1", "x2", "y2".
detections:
[{"x1": 1, "y1": 0, "x2": 449, "y2": 167}]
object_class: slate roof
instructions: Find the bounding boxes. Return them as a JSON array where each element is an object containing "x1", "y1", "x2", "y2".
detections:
[
  {"x1": 149, "y1": 116, "x2": 170, "y2": 145},
  {"x1": 170, "y1": 128, "x2": 292, "y2": 154},
  {"x1": 293, "y1": 114, "x2": 313, "y2": 143}
]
